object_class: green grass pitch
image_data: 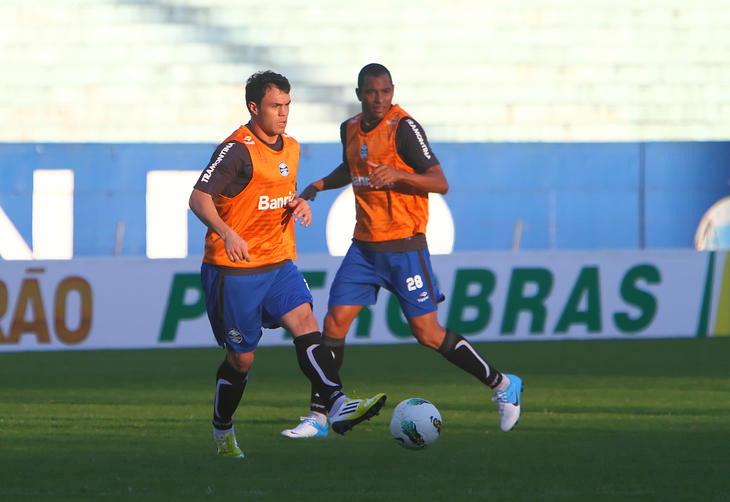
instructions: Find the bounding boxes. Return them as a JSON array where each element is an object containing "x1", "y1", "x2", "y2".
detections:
[{"x1": 1, "y1": 338, "x2": 729, "y2": 501}]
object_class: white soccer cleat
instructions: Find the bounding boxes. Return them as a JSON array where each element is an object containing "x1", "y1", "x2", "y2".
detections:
[
  {"x1": 492, "y1": 374, "x2": 523, "y2": 432},
  {"x1": 281, "y1": 413, "x2": 329, "y2": 438}
]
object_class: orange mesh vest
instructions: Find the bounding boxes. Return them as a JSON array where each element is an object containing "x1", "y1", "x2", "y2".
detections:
[
  {"x1": 345, "y1": 105, "x2": 429, "y2": 242},
  {"x1": 203, "y1": 125, "x2": 299, "y2": 268}
]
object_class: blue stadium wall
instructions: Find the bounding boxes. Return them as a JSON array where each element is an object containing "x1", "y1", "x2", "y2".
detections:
[{"x1": 1, "y1": 142, "x2": 729, "y2": 256}]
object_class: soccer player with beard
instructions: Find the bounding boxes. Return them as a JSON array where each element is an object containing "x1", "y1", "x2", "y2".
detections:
[{"x1": 282, "y1": 64, "x2": 523, "y2": 439}]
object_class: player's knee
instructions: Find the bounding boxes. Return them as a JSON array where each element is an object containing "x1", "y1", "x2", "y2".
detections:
[
  {"x1": 412, "y1": 328, "x2": 443, "y2": 350},
  {"x1": 227, "y1": 351, "x2": 254, "y2": 373},
  {"x1": 324, "y1": 312, "x2": 350, "y2": 338},
  {"x1": 282, "y1": 303, "x2": 319, "y2": 335},
  {"x1": 289, "y1": 315, "x2": 319, "y2": 336}
]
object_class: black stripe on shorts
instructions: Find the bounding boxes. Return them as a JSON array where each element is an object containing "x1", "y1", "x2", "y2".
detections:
[{"x1": 416, "y1": 249, "x2": 437, "y2": 308}]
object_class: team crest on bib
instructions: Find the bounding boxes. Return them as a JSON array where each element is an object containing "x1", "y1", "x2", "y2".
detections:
[
  {"x1": 360, "y1": 144, "x2": 368, "y2": 159},
  {"x1": 227, "y1": 329, "x2": 243, "y2": 344},
  {"x1": 278, "y1": 162, "x2": 289, "y2": 176}
]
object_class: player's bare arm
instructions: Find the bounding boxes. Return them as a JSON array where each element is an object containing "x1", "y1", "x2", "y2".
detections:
[
  {"x1": 300, "y1": 163, "x2": 352, "y2": 200},
  {"x1": 368, "y1": 162, "x2": 448, "y2": 194},
  {"x1": 189, "y1": 188, "x2": 251, "y2": 262},
  {"x1": 287, "y1": 197, "x2": 312, "y2": 226}
]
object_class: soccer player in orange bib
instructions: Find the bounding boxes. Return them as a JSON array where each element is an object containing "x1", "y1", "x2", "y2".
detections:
[
  {"x1": 283, "y1": 64, "x2": 523, "y2": 438},
  {"x1": 189, "y1": 71, "x2": 386, "y2": 458}
]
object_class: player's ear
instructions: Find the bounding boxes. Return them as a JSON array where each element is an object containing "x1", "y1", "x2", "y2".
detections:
[
  {"x1": 355, "y1": 88, "x2": 362, "y2": 102},
  {"x1": 247, "y1": 100, "x2": 258, "y2": 116}
]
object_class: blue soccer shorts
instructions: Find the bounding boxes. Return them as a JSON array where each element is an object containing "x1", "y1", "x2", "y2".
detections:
[
  {"x1": 200, "y1": 261, "x2": 313, "y2": 353},
  {"x1": 328, "y1": 242, "x2": 445, "y2": 318}
]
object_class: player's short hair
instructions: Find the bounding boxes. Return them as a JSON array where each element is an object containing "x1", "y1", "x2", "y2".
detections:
[
  {"x1": 357, "y1": 63, "x2": 393, "y2": 88},
  {"x1": 245, "y1": 71, "x2": 291, "y2": 106}
]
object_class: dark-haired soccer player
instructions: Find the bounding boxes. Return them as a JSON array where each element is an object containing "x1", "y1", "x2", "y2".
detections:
[
  {"x1": 282, "y1": 64, "x2": 522, "y2": 438},
  {"x1": 189, "y1": 70, "x2": 386, "y2": 458}
]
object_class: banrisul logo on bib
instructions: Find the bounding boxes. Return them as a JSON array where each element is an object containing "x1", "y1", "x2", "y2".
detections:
[{"x1": 258, "y1": 191, "x2": 296, "y2": 210}]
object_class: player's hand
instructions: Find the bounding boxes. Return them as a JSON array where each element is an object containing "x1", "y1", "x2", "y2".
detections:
[
  {"x1": 222, "y1": 229, "x2": 251, "y2": 262},
  {"x1": 368, "y1": 161, "x2": 402, "y2": 189},
  {"x1": 299, "y1": 183, "x2": 320, "y2": 201},
  {"x1": 287, "y1": 197, "x2": 312, "y2": 227}
]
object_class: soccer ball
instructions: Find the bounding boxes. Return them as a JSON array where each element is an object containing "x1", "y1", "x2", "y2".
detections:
[{"x1": 389, "y1": 398, "x2": 442, "y2": 449}]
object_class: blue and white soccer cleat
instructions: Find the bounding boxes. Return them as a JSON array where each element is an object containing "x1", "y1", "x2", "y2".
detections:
[
  {"x1": 281, "y1": 413, "x2": 329, "y2": 439},
  {"x1": 492, "y1": 374, "x2": 523, "y2": 432}
]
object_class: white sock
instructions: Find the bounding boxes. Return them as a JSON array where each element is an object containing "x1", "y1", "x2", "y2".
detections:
[
  {"x1": 213, "y1": 425, "x2": 234, "y2": 440},
  {"x1": 495, "y1": 375, "x2": 511, "y2": 392}
]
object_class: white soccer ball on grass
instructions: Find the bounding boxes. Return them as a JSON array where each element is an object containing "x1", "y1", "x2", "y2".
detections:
[{"x1": 390, "y1": 398, "x2": 442, "y2": 449}]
